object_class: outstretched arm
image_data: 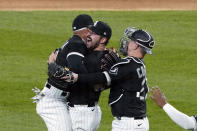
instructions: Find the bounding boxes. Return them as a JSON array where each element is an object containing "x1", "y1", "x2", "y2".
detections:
[
  {"x1": 150, "y1": 87, "x2": 196, "y2": 130},
  {"x1": 163, "y1": 103, "x2": 196, "y2": 130}
]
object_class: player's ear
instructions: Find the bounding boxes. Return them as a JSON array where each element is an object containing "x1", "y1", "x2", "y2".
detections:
[
  {"x1": 133, "y1": 42, "x2": 139, "y2": 50},
  {"x1": 100, "y1": 37, "x2": 107, "y2": 44}
]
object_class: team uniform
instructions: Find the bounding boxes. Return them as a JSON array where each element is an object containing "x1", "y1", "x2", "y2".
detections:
[
  {"x1": 66, "y1": 21, "x2": 112, "y2": 131},
  {"x1": 77, "y1": 56, "x2": 149, "y2": 131},
  {"x1": 35, "y1": 35, "x2": 89, "y2": 131},
  {"x1": 108, "y1": 57, "x2": 149, "y2": 131},
  {"x1": 68, "y1": 50, "x2": 108, "y2": 131}
]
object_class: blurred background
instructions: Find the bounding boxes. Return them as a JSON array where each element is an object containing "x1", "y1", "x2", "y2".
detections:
[{"x1": 0, "y1": 0, "x2": 197, "y2": 10}]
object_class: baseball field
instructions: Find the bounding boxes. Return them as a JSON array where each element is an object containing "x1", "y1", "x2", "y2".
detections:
[{"x1": 0, "y1": 0, "x2": 197, "y2": 131}]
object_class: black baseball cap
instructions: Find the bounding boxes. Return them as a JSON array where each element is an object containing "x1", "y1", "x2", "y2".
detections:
[
  {"x1": 89, "y1": 21, "x2": 112, "y2": 41},
  {"x1": 72, "y1": 14, "x2": 94, "y2": 31},
  {"x1": 130, "y1": 30, "x2": 155, "y2": 54}
]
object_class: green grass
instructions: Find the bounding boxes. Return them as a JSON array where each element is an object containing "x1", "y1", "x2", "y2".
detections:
[{"x1": 0, "y1": 10, "x2": 197, "y2": 131}]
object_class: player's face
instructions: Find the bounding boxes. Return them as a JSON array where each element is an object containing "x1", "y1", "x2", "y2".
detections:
[{"x1": 86, "y1": 31, "x2": 102, "y2": 50}]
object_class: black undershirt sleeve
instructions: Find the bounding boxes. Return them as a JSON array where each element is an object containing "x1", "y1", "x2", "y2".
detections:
[{"x1": 78, "y1": 72, "x2": 106, "y2": 85}]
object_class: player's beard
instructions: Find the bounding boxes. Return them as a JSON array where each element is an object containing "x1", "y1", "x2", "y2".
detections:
[{"x1": 87, "y1": 35, "x2": 101, "y2": 51}]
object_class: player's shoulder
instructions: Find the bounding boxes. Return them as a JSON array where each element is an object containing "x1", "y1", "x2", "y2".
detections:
[
  {"x1": 86, "y1": 51, "x2": 106, "y2": 63},
  {"x1": 60, "y1": 35, "x2": 83, "y2": 49},
  {"x1": 69, "y1": 35, "x2": 84, "y2": 44},
  {"x1": 110, "y1": 58, "x2": 130, "y2": 69},
  {"x1": 93, "y1": 50, "x2": 107, "y2": 58},
  {"x1": 126, "y1": 56, "x2": 144, "y2": 65},
  {"x1": 111, "y1": 56, "x2": 143, "y2": 68}
]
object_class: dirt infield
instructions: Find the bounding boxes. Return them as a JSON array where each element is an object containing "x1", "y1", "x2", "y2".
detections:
[{"x1": 0, "y1": 0, "x2": 197, "y2": 10}]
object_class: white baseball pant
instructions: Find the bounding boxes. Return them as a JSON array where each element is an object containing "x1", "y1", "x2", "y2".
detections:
[
  {"x1": 36, "y1": 82, "x2": 72, "y2": 131},
  {"x1": 111, "y1": 117, "x2": 149, "y2": 131},
  {"x1": 69, "y1": 103, "x2": 101, "y2": 131}
]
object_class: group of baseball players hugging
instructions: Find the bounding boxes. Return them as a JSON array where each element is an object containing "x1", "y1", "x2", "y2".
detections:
[{"x1": 32, "y1": 14, "x2": 197, "y2": 131}]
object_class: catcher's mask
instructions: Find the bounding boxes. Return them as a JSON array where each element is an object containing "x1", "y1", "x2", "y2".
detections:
[{"x1": 119, "y1": 27, "x2": 155, "y2": 56}]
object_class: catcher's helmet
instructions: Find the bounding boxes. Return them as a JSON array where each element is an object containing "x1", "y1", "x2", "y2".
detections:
[
  {"x1": 119, "y1": 27, "x2": 138, "y2": 56},
  {"x1": 120, "y1": 27, "x2": 155, "y2": 56}
]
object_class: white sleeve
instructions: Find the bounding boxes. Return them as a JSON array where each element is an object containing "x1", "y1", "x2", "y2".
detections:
[
  {"x1": 102, "y1": 71, "x2": 111, "y2": 86},
  {"x1": 163, "y1": 103, "x2": 196, "y2": 130}
]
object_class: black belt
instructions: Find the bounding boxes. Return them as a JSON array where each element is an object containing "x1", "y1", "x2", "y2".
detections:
[
  {"x1": 68, "y1": 102, "x2": 96, "y2": 107},
  {"x1": 45, "y1": 82, "x2": 68, "y2": 97},
  {"x1": 116, "y1": 116, "x2": 145, "y2": 120}
]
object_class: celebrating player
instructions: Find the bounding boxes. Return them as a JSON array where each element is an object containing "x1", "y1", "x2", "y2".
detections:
[
  {"x1": 52, "y1": 27, "x2": 155, "y2": 131},
  {"x1": 32, "y1": 14, "x2": 94, "y2": 131},
  {"x1": 67, "y1": 21, "x2": 112, "y2": 131},
  {"x1": 45, "y1": 20, "x2": 114, "y2": 131},
  {"x1": 150, "y1": 86, "x2": 197, "y2": 131}
]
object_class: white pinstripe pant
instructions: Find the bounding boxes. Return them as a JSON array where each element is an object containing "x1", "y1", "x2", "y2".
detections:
[
  {"x1": 36, "y1": 84, "x2": 72, "y2": 131},
  {"x1": 69, "y1": 104, "x2": 102, "y2": 131},
  {"x1": 111, "y1": 117, "x2": 149, "y2": 131}
]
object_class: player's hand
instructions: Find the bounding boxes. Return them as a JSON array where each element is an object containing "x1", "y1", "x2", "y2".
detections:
[
  {"x1": 150, "y1": 86, "x2": 167, "y2": 108},
  {"x1": 61, "y1": 72, "x2": 78, "y2": 84},
  {"x1": 48, "y1": 49, "x2": 58, "y2": 64}
]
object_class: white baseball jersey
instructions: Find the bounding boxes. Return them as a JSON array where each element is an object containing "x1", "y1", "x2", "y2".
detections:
[
  {"x1": 35, "y1": 83, "x2": 72, "y2": 131},
  {"x1": 69, "y1": 104, "x2": 101, "y2": 131},
  {"x1": 111, "y1": 117, "x2": 149, "y2": 131}
]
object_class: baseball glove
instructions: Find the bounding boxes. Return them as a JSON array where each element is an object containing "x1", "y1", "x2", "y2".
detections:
[
  {"x1": 48, "y1": 63, "x2": 75, "y2": 82},
  {"x1": 101, "y1": 47, "x2": 121, "y2": 71}
]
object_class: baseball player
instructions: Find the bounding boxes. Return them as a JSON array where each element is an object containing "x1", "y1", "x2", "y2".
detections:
[
  {"x1": 60, "y1": 27, "x2": 155, "y2": 131},
  {"x1": 32, "y1": 14, "x2": 94, "y2": 131},
  {"x1": 68, "y1": 21, "x2": 112, "y2": 131},
  {"x1": 48, "y1": 21, "x2": 113, "y2": 131},
  {"x1": 150, "y1": 87, "x2": 197, "y2": 131}
]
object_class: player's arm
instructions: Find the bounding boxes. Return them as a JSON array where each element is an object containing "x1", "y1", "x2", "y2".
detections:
[
  {"x1": 64, "y1": 48, "x2": 122, "y2": 85},
  {"x1": 163, "y1": 103, "x2": 196, "y2": 130},
  {"x1": 70, "y1": 61, "x2": 133, "y2": 86},
  {"x1": 65, "y1": 40, "x2": 88, "y2": 73},
  {"x1": 77, "y1": 71, "x2": 111, "y2": 86},
  {"x1": 58, "y1": 48, "x2": 122, "y2": 85},
  {"x1": 150, "y1": 87, "x2": 196, "y2": 130}
]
